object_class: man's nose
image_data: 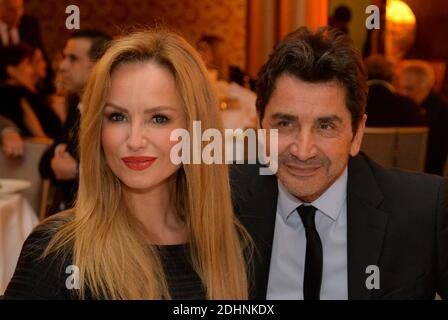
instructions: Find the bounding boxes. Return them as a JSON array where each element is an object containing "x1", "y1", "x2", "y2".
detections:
[
  {"x1": 288, "y1": 129, "x2": 318, "y2": 161},
  {"x1": 59, "y1": 58, "x2": 69, "y2": 72}
]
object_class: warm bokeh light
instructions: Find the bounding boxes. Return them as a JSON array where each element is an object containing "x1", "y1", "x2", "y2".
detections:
[{"x1": 386, "y1": 0, "x2": 416, "y2": 24}]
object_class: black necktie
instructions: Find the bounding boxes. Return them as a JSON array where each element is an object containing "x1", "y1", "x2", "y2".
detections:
[{"x1": 297, "y1": 205, "x2": 323, "y2": 300}]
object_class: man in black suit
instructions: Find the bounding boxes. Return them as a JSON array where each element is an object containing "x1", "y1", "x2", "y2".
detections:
[
  {"x1": 397, "y1": 60, "x2": 448, "y2": 176},
  {"x1": 39, "y1": 30, "x2": 110, "y2": 215},
  {"x1": 231, "y1": 27, "x2": 448, "y2": 300}
]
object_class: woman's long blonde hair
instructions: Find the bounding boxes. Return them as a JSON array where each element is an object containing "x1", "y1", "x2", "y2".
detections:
[{"x1": 43, "y1": 29, "x2": 251, "y2": 299}]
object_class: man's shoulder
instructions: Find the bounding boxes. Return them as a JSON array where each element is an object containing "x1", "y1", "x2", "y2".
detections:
[
  {"x1": 229, "y1": 163, "x2": 278, "y2": 202},
  {"x1": 229, "y1": 163, "x2": 277, "y2": 186},
  {"x1": 229, "y1": 163, "x2": 265, "y2": 180},
  {"x1": 356, "y1": 154, "x2": 446, "y2": 201}
]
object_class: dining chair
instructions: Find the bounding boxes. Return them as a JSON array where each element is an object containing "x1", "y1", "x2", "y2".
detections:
[{"x1": 361, "y1": 126, "x2": 429, "y2": 172}]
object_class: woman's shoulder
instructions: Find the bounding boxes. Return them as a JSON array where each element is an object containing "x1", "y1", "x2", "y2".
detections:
[
  {"x1": 26, "y1": 211, "x2": 74, "y2": 251},
  {"x1": 3, "y1": 211, "x2": 77, "y2": 300}
]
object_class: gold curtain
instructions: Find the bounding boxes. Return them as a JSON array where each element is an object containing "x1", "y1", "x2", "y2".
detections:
[{"x1": 247, "y1": 0, "x2": 328, "y2": 78}]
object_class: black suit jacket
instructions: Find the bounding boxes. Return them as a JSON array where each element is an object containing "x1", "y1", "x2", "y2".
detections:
[
  {"x1": 39, "y1": 95, "x2": 80, "y2": 213},
  {"x1": 230, "y1": 153, "x2": 448, "y2": 299},
  {"x1": 366, "y1": 84, "x2": 426, "y2": 127}
]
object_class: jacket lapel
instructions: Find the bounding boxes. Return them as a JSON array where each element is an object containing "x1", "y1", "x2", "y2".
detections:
[
  {"x1": 347, "y1": 155, "x2": 388, "y2": 300},
  {"x1": 238, "y1": 172, "x2": 278, "y2": 299}
]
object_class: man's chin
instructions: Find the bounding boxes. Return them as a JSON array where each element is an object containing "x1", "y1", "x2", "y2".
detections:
[{"x1": 277, "y1": 171, "x2": 323, "y2": 200}]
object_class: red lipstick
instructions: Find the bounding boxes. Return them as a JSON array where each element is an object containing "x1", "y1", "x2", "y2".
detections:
[{"x1": 121, "y1": 156, "x2": 157, "y2": 171}]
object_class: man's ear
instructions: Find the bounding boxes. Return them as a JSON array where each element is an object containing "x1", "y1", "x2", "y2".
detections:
[{"x1": 350, "y1": 114, "x2": 367, "y2": 157}]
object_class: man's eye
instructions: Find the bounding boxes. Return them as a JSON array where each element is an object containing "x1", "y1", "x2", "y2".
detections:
[
  {"x1": 152, "y1": 114, "x2": 169, "y2": 124},
  {"x1": 108, "y1": 113, "x2": 126, "y2": 122},
  {"x1": 278, "y1": 121, "x2": 291, "y2": 127},
  {"x1": 319, "y1": 123, "x2": 334, "y2": 130}
]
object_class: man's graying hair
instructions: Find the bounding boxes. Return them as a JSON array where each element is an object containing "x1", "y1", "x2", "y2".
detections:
[{"x1": 256, "y1": 27, "x2": 367, "y2": 133}]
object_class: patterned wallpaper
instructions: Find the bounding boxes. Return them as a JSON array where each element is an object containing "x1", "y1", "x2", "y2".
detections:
[{"x1": 25, "y1": 0, "x2": 247, "y2": 69}]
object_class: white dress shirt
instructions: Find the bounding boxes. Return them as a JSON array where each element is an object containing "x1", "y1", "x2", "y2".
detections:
[{"x1": 267, "y1": 168, "x2": 348, "y2": 300}]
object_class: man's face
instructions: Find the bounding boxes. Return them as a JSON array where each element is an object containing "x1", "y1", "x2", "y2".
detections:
[
  {"x1": 261, "y1": 74, "x2": 366, "y2": 202},
  {"x1": 59, "y1": 38, "x2": 94, "y2": 96},
  {"x1": 398, "y1": 71, "x2": 429, "y2": 105},
  {"x1": 0, "y1": 0, "x2": 24, "y2": 27}
]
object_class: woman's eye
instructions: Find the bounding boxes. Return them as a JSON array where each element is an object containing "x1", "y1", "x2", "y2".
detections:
[
  {"x1": 108, "y1": 112, "x2": 126, "y2": 122},
  {"x1": 152, "y1": 114, "x2": 169, "y2": 124}
]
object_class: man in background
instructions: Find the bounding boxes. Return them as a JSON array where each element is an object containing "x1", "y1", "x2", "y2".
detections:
[
  {"x1": 0, "y1": 0, "x2": 44, "y2": 50},
  {"x1": 364, "y1": 54, "x2": 425, "y2": 127},
  {"x1": 39, "y1": 29, "x2": 110, "y2": 215},
  {"x1": 398, "y1": 60, "x2": 448, "y2": 175}
]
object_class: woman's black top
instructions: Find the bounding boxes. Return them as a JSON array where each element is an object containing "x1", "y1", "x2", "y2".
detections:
[{"x1": 3, "y1": 224, "x2": 206, "y2": 300}]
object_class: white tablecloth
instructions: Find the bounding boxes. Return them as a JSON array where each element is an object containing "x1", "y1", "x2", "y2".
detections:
[{"x1": 0, "y1": 194, "x2": 38, "y2": 294}]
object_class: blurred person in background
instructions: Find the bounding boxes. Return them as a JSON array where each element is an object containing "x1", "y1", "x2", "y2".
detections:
[
  {"x1": 0, "y1": 44, "x2": 50, "y2": 138},
  {"x1": 197, "y1": 34, "x2": 258, "y2": 161},
  {"x1": 0, "y1": 0, "x2": 43, "y2": 49},
  {"x1": 329, "y1": 5, "x2": 351, "y2": 35},
  {"x1": 197, "y1": 34, "x2": 256, "y2": 90},
  {"x1": 0, "y1": 114, "x2": 23, "y2": 157},
  {"x1": 0, "y1": 44, "x2": 62, "y2": 137},
  {"x1": 39, "y1": 29, "x2": 111, "y2": 214},
  {"x1": 0, "y1": 0, "x2": 54, "y2": 91},
  {"x1": 364, "y1": 54, "x2": 425, "y2": 127},
  {"x1": 397, "y1": 60, "x2": 448, "y2": 175}
]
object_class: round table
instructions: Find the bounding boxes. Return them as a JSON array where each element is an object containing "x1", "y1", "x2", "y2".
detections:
[{"x1": 0, "y1": 193, "x2": 38, "y2": 294}]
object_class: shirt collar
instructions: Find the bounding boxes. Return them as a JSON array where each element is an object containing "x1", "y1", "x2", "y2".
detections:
[{"x1": 277, "y1": 167, "x2": 348, "y2": 224}]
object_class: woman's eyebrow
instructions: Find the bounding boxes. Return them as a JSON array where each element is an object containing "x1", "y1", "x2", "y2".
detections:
[{"x1": 104, "y1": 103, "x2": 177, "y2": 113}]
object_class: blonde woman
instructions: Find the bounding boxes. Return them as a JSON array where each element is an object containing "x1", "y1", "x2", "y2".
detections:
[{"x1": 4, "y1": 30, "x2": 251, "y2": 300}]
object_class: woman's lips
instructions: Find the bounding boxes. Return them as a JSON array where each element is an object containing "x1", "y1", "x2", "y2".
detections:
[{"x1": 121, "y1": 156, "x2": 157, "y2": 171}]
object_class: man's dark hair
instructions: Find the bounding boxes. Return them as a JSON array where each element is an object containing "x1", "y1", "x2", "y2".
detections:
[
  {"x1": 69, "y1": 29, "x2": 112, "y2": 62},
  {"x1": 256, "y1": 27, "x2": 367, "y2": 132}
]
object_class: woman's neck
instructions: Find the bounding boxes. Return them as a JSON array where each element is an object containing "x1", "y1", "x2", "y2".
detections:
[{"x1": 123, "y1": 176, "x2": 186, "y2": 245}]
